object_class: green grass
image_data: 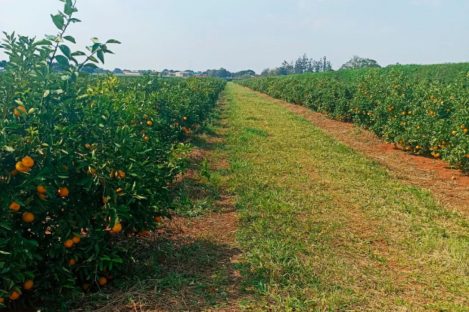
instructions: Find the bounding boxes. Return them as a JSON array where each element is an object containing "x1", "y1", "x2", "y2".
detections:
[{"x1": 223, "y1": 83, "x2": 469, "y2": 311}]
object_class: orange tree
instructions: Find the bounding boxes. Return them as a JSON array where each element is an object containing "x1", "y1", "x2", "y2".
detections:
[{"x1": 0, "y1": 0, "x2": 225, "y2": 309}]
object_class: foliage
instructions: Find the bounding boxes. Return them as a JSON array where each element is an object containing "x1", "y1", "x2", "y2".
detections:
[
  {"x1": 0, "y1": 0, "x2": 225, "y2": 309},
  {"x1": 261, "y1": 54, "x2": 333, "y2": 76},
  {"x1": 340, "y1": 56, "x2": 381, "y2": 70},
  {"x1": 238, "y1": 63, "x2": 469, "y2": 171}
]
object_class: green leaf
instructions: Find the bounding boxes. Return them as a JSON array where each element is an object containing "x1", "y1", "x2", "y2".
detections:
[
  {"x1": 51, "y1": 14, "x2": 65, "y2": 30},
  {"x1": 55, "y1": 55, "x2": 69, "y2": 67},
  {"x1": 64, "y1": 0, "x2": 74, "y2": 15},
  {"x1": 71, "y1": 51, "x2": 86, "y2": 56},
  {"x1": 35, "y1": 39, "x2": 51, "y2": 46},
  {"x1": 3, "y1": 146, "x2": 14, "y2": 152},
  {"x1": 63, "y1": 35, "x2": 76, "y2": 44},
  {"x1": 97, "y1": 50, "x2": 105, "y2": 63},
  {"x1": 59, "y1": 45, "x2": 71, "y2": 58},
  {"x1": 106, "y1": 39, "x2": 121, "y2": 44},
  {"x1": 87, "y1": 55, "x2": 99, "y2": 63}
]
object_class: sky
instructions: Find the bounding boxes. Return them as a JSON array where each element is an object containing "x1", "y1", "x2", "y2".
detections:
[{"x1": 0, "y1": 0, "x2": 468, "y2": 73}]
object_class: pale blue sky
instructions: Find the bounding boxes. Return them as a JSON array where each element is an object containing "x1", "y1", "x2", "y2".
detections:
[{"x1": 0, "y1": 0, "x2": 468, "y2": 72}]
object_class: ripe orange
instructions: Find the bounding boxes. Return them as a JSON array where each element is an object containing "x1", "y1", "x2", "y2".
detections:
[
  {"x1": 68, "y1": 258, "x2": 77, "y2": 266},
  {"x1": 117, "y1": 170, "x2": 126, "y2": 179},
  {"x1": 0, "y1": 297, "x2": 4, "y2": 303},
  {"x1": 13, "y1": 105, "x2": 27, "y2": 117},
  {"x1": 9, "y1": 291, "x2": 21, "y2": 300},
  {"x1": 22, "y1": 212, "x2": 35, "y2": 223},
  {"x1": 111, "y1": 223, "x2": 122, "y2": 234},
  {"x1": 9, "y1": 202, "x2": 21, "y2": 212},
  {"x1": 143, "y1": 135, "x2": 149, "y2": 141},
  {"x1": 37, "y1": 185, "x2": 47, "y2": 194},
  {"x1": 23, "y1": 280, "x2": 34, "y2": 290},
  {"x1": 146, "y1": 120, "x2": 153, "y2": 126},
  {"x1": 154, "y1": 216, "x2": 162, "y2": 223},
  {"x1": 64, "y1": 239, "x2": 74, "y2": 248},
  {"x1": 21, "y1": 156, "x2": 35, "y2": 168},
  {"x1": 58, "y1": 187, "x2": 69, "y2": 198},
  {"x1": 72, "y1": 235, "x2": 81, "y2": 244},
  {"x1": 97, "y1": 277, "x2": 108, "y2": 286},
  {"x1": 15, "y1": 161, "x2": 30, "y2": 173}
]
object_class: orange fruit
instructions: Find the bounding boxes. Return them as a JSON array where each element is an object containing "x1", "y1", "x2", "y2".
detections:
[
  {"x1": 117, "y1": 170, "x2": 126, "y2": 179},
  {"x1": 22, "y1": 212, "x2": 35, "y2": 223},
  {"x1": 15, "y1": 161, "x2": 30, "y2": 173},
  {"x1": 68, "y1": 258, "x2": 77, "y2": 266},
  {"x1": 9, "y1": 201, "x2": 21, "y2": 212},
  {"x1": 143, "y1": 135, "x2": 149, "y2": 141},
  {"x1": 64, "y1": 239, "x2": 74, "y2": 248},
  {"x1": 111, "y1": 223, "x2": 122, "y2": 234},
  {"x1": 37, "y1": 185, "x2": 47, "y2": 194},
  {"x1": 154, "y1": 216, "x2": 162, "y2": 223},
  {"x1": 58, "y1": 187, "x2": 69, "y2": 198},
  {"x1": 13, "y1": 105, "x2": 26, "y2": 117},
  {"x1": 23, "y1": 280, "x2": 34, "y2": 290},
  {"x1": 72, "y1": 235, "x2": 81, "y2": 244},
  {"x1": 21, "y1": 156, "x2": 35, "y2": 168},
  {"x1": 97, "y1": 277, "x2": 107, "y2": 286},
  {"x1": 9, "y1": 291, "x2": 21, "y2": 300},
  {"x1": 0, "y1": 297, "x2": 4, "y2": 303},
  {"x1": 146, "y1": 120, "x2": 153, "y2": 126},
  {"x1": 115, "y1": 188, "x2": 124, "y2": 195}
]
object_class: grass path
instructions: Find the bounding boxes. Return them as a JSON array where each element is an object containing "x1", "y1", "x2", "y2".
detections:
[{"x1": 224, "y1": 83, "x2": 469, "y2": 311}]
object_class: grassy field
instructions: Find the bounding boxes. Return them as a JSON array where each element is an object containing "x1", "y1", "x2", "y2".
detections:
[{"x1": 223, "y1": 83, "x2": 468, "y2": 311}]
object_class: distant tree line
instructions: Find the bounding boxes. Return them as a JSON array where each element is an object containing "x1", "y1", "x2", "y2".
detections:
[
  {"x1": 261, "y1": 54, "x2": 333, "y2": 76},
  {"x1": 261, "y1": 55, "x2": 381, "y2": 76}
]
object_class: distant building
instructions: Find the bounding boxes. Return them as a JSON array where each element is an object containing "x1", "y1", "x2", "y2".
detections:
[{"x1": 122, "y1": 70, "x2": 141, "y2": 77}]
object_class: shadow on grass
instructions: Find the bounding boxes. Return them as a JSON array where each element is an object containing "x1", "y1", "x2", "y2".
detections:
[{"x1": 74, "y1": 235, "x2": 243, "y2": 312}]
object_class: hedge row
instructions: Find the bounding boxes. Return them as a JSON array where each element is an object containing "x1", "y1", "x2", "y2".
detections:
[{"x1": 0, "y1": 73, "x2": 225, "y2": 308}]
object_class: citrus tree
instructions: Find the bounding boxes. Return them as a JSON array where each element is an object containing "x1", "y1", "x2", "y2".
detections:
[{"x1": 0, "y1": 0, "x2": 225, "y2": 309}]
